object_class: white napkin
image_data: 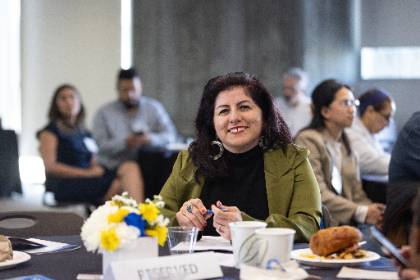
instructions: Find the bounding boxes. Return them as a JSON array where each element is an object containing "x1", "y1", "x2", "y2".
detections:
[
  {"x1": 172, "y1": 236, "x2": 233, "y2": 252},
  {"x1": 214, "y1": 252, "x2": 235, "y2": 267},
  {"x1": 337, "y1": 266, "x2": 399, "y2": 280},
  {"x1": 239, "y1": 260, "x2": 308, "y2": 280},
  {"x1": 195, "y1": 236, "x2": 232, "y2": 251},
  {"x1": 25, "y1": 238, "x2": 69, "y2": 254}
]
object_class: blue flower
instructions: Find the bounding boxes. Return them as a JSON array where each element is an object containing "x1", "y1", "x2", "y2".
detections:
[{"x1": 124, "y1": 213, "x2": 147, "y2": 236}]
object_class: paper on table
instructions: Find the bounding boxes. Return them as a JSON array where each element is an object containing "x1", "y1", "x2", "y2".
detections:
[
  {"x1": 171, "y1": 235, "x2": 232, "y2": 252},
  {"x1": 195, "y1": 236, "x2": 232, "y2": 251},
  {"x1": 337, "y1": 266, "x2": 399, "y2": 280},
  {"x1": 214, "y1": 252, "x2": 235, "y2": 267},
  {"x1": 24, "y1": 238, "x2": 70, "y2": 254},
  {"x1": 240, "y1": 261, "x2": 308, "y2": 280}
]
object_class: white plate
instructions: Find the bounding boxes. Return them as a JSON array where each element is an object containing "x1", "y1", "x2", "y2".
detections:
[
  {"x1": 291, "y1": 248, "x2": 380, "y2": 268},
  {"x1": 0, "y1": 251, "x2": 31, "y2": 270}
]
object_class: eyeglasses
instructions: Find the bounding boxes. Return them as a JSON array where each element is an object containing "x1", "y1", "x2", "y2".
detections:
[
  {"x1": 376, "y1": 111, "x2": 392, "y2": 122},
  {"x1": 336, "y1": 99, "x2": 360, "y2": 108}
]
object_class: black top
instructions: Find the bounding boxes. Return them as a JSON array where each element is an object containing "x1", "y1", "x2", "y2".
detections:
[
  {"x1": 39, "y1": 122, "x2": 114, "y2": 204},
  {"x1": 42, "y1": 122, "x2": 93, "y2": 168},
  {"x1": 200, "y1": 145, "x2": 268, "y2": 236}
]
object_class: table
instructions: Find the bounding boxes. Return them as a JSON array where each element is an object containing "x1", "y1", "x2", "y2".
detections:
[
  {"x1": 0, "y1": 236, "x2": 99, "y2": 279},
  {"x1": 0, "y1": 235, "x2": 397, "y2": 280}
]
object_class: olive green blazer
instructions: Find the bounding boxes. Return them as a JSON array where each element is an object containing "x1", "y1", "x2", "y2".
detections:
[{"x1": 159, "y1": 144, "x2": 321, "y2": 242}]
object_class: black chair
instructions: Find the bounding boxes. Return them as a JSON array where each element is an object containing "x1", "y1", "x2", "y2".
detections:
[
  {"x1": 0, "y1": 130, "x2": 22, "y2": 197},
  {"x1": 137, "y1": 146, "x2": 179, "y2": 199},
  {"x1": 362, "y1": 179, "x2": 387, "y2": 204},
  {"x1": 42, "y1": 191, "x2": 95, "y2": 218},
  {"x1": 0, "y1": 211, "x2": 84, "y2": 237},
  {"x1": 320, "y1": 204, "x2": 333, "y2": 228}
]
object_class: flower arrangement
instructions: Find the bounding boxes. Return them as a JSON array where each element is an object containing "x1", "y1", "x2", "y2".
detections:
[{"x1": 81, "y1": 193, "x2": 169, "y2": 253}]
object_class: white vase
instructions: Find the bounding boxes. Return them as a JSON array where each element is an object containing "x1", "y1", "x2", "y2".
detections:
[{"x1": 102, "y1": 237, "x2": 158, "y2": 275}]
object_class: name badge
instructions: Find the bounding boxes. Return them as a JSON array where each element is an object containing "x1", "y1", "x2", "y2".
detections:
[
  {"x1": 331, "y1": 165, "x2": 343, "y2": 195},
  {"x1": 83, "y1": 137, "x2": 99, "y2": 153},
  {"x1": 104, "y1": 252, "x2": 223, "y2": 280}
]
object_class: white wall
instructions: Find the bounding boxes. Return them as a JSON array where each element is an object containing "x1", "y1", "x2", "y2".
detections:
[{"x1": 21, "y1": 0, "x2": 121, "y2": 156}]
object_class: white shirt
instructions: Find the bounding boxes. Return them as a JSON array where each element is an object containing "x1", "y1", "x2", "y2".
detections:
[
  {"x1": 346, "y1": 117, "x2": 391, "y2": 177},
  {"x1": 92, "y1": 98, "x2": 177, "y2": 169},
  {"x1": 275, "y1": 94, "x2": 312, "y2": 137},
  {"x1": 324, "y1": 131, "x2": 368, "y2": 224}
]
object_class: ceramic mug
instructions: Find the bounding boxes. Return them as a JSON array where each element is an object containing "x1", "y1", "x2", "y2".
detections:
[
  {"x1": 254, "y1": 228, "x2": 295, "y2": 268},
  {"x1": 229, "y1": 221, "x2": 267, "y2": 267}
]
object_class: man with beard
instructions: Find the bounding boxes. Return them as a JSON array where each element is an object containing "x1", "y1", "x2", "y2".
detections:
[{"x1": 92, "y1": 68, "x2": 177, "y2": 170}]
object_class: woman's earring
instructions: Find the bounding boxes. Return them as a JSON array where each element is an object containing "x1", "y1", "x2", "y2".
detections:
[
  {"x1": 258, "y1": 136, "x2": 265, "y2": 149},
  {"x1": 210, "y1": 140, "x2": 224, "y2": 160}
]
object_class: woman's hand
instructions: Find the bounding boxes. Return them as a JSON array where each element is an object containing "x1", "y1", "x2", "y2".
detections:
[
  {"x1": 86, "y1": 165, "x2": 105, "y2": 177},
  {"x1": 212, "y1": 201, "x2": 242, "y2": 240},
  {"x1": 175, "y1": 198, "x2": 209, "y2": 230},
  {"x1": 366, "y1": 203, "x2": 385, "y2": 225}
]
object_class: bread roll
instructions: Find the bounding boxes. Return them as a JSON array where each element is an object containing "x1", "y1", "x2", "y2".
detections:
[
  {"x1": 0, "y1": 235, "x2": 13, "y2": 262},
  {"x1": 309, "y1": 226, "x2": 362, "y2": 256}
]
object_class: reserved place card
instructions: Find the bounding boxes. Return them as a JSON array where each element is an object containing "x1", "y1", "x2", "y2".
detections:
[
  {"x1": 104, "y1": 252, "x2": 223, "y2": 280},
  {"x1": 337, "y1": 266, "x2": 399, "y2": 280}
]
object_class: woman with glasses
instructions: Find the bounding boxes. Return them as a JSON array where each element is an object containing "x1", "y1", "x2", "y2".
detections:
[
  {"x1": 346, "y1": 88, "x2": 395, "y2": 178},
  {"x1": 295, "y1": 79, "x2": 385, "y2": 226}
]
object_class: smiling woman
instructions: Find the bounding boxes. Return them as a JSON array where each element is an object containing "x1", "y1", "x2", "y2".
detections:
[
  {"x1": 159, "y1": 72, "x2": 322, "y2": 242},
  {"x1": 213, "y1": 87, "x2": 263, "y2": 154}
]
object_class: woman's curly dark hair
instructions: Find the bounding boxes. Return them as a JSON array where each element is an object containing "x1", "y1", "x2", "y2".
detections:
[{"x1": 189, "y1": 72, "x2": 292, "y2": 180}]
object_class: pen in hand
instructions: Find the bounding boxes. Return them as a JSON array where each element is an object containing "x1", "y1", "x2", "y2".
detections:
[{"x1": 206, "y1": 202, "x2": 226, "y2": 215}]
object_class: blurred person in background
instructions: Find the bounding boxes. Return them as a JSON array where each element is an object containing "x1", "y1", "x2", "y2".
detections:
[
  {"x1": 383, "y1": 181, "x2": 418, "y2": 247},
  {"x1": 346, "y1": 88, "x2": 395, "y2": 204},
  {"x1": 389, "y1": 111, "x2": 420, "y2": 184},
  {"x1": 275, "y1": 67, "x2": 312, "y2": 137},
  {"x1": 92, "y1": 67, "x2": 177, "y2": 170},
  {"x1": 295, "y1": 79, "x2": 385, "y2": 227},
  {"x1": 395, "y1": 189, "x2": 420, "y2": 280},
  {"x1": 37, "y1": 84, "x2": 143, "y2": 204},
  {"x1": 346, "y1": 88, "x2": 395, "y2": 177}
]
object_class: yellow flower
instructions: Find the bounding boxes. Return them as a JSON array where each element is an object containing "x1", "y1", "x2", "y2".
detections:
[
  {"x1": 145, "y1": 226, "x2": 167, "y2": 246},
  {"x1": 139, "y1": 203, "x2": 159, "y2": 224},
  {"x1": 107, "y1": 208, "x2": 130, "y2": 223},
  {"x1": 100, "y1": 228, "x2": 120, "y2": 252}
]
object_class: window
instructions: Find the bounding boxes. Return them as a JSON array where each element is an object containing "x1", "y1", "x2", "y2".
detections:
[
  {"x1": 121, "y1": 0, "x2": 132, "y2": 69},
  {"x1": 361, "y1": 47, "x2": 420, "y2": 80},
  {"x1": 0, "y1": 0, "x2": 21, "y2": 131}
]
